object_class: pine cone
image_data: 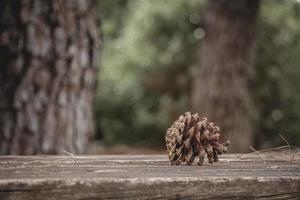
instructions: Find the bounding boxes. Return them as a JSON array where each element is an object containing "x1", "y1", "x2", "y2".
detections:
[{"x1": 165, "y1": 112, "x2": 229, "y2": 166}]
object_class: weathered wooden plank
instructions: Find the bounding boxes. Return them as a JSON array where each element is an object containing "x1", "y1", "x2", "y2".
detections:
[{"x1": 0, "y1": 153, "x2": 299, "y2": 199}]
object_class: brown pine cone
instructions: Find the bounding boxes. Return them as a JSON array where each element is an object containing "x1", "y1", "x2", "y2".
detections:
[{"x1": 165, "y1": 112, "x2": 229, "y2": 166}]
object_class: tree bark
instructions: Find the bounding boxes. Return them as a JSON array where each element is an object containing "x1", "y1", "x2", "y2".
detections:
[
  {"x1": 0, "y1": 0, "x2": 100, "y2": 154},
  {"x1": 191, "y1": 0, "x2": 259, "y2": 152}
]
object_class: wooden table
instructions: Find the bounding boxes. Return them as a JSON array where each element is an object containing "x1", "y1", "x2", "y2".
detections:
[{"x1": 0, "y1": 153, "x2": 299, "y2": 199}]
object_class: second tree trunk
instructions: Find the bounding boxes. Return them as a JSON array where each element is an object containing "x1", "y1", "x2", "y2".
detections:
[{"x1": 191, "y1": 0, "x2": 259, "y2": 152}]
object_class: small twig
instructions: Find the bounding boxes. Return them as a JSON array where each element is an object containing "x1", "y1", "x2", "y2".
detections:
[
  {"x1": 248, "y1": 146, "x2": 267, "y2": 160},
  {"x1": 256, "y1": 145, "x2": 298, "y2": 153},
  {"x1": 279, "y1": 134, "x2": 295, "y2": 160},
  {"x1": 249, "y1": 145, "x2": 299, "y2": 153},
  {"x1": 61, "y1": 149, "x2": 77, "y2": 164},
  {"x1": 61, "y1": 149, "x2": 75, "y2": 157},
  {"x1": 249, "y1": 146, "x2": 260, "y2": 154},
  {"x1": 279, "y1": 134, "x2": 291, "y2": 150}
]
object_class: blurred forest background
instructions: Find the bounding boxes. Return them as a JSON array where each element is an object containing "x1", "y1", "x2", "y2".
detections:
[
  {"x1": 0, "y1": 0, "x2": 300, "y2": 154},
  {"x1": 96, "y1": 0, "x2": 300, "y2": 152}
]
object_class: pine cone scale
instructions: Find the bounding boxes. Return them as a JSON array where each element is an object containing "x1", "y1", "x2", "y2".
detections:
[{"x1": 165, "y1": 112, "x2": 229, "y2": 166}]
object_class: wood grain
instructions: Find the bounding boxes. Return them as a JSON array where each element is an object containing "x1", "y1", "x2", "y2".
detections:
[{"x1": 0, "y1": 153, "x2": 299, "y2": 199}]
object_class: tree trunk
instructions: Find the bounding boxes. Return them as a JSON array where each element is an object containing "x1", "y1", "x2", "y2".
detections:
[
  {"x1": 0, "y1": 0, "x2": 100, "y2": 154},
  {"x1": 191, "y1": 0, "x2": 259, "y2": 152}
]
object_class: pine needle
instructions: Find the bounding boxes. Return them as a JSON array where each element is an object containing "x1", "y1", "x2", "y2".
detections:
[
  {"x1": 61, "y1": 149, "x2": 77, "y2": 164},
  {"x1": 279, "y1": 134, "x2": 291, "y2": 150},
  {"x1": 249, "y1": 146, "x2": 260, "y2": 154}
]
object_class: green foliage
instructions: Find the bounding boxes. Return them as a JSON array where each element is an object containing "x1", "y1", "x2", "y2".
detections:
[
  {"x1": 255, "y1": 0, "x2": 300, "y2": 147},
  {"x1": 96, "y1": 0, "x2": 204, "y2": 147},
  {"x1": 96, "y1": 0, "x2": 300, "y2": 148}
]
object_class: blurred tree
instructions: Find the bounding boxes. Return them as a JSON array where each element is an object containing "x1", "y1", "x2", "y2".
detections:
[
  {"x1": 0, "y1": 0, "x2": 100, "y2": 154},
  {"x1": 191, "y1": 0, "x2": 260, "y2": 152},
  {"x1": 96, "y1": 0, "x2": 300, "y2": 150}
]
